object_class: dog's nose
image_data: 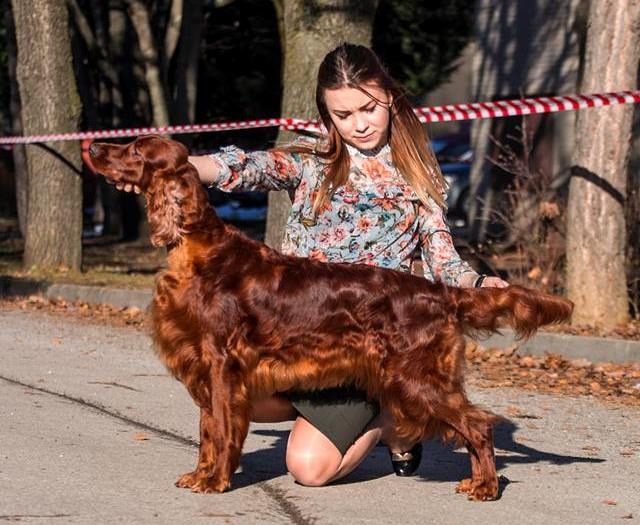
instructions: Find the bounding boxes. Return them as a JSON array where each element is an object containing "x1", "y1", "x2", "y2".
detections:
[{"x1": 88, "y1": 142, "x2": 100, "y2": 158}]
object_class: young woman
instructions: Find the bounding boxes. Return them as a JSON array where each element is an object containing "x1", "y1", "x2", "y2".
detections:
[{"x1": 119, "y1": 43, "x2": 508, "y2": 486}]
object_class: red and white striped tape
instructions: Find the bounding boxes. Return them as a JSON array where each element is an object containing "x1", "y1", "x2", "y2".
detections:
[
  {"x1": 1, "y1": 90, "x2": 638, "y2": 146},
  {"x1": 416, "y1": 90, "x2": 640, "y2": 122}
]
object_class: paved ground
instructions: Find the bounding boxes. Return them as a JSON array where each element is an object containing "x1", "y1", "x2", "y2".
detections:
[{"x1": 1, "y1": 308, "x2": 639, "y2": 524}]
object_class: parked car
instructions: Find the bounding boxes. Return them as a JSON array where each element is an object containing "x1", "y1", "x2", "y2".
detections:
[
  {"x1": 432, "y1": 133, "x2": 472, "y2": 230},
  {"x1": 207, "y1": 188, "x2": 268, "y2": 222}
]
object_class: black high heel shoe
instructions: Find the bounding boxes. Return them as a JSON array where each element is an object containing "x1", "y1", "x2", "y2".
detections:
[{"x1": 389, "y1": 443, "x2": 423, "y2": 477}]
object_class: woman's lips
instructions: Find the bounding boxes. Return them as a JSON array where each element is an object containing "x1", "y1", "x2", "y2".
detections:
[{"x1": 355, "y1": 132, "x2": 375, "y2": 141}]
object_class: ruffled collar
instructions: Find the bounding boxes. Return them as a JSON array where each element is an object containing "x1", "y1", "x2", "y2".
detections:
[{"x1": 345, "y1": 141, "x2": 390, "y2": 159}]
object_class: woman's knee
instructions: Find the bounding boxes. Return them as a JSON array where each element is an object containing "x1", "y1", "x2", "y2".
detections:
[
  {"x1": 286, "y1": 446, "x2": 342, "y2": 487},
  {"x1": 286, "y1": 418, "x2": 342, "y2": 487}
]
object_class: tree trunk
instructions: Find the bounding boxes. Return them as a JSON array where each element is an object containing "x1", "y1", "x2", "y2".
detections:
[
  {"x1": 628, "y1": 107, "x2": 640, "y2": 317},
  {"x1": 171, "y1": 0, "x2": 204, "y2": 128},
  {"x1": 265, "y1": 0, "x2": 379, "y2": 249},
  {"x1": 5, "y1": 4, "x2": 27, "y2": 238},
  {"x1": 566, "y1": 0, "x2": 640, "y2": 327},
  {"x1": 109, "y1": 1, "x2": 128, "y2": 127},
  {"x1": 11, "y1": 0, "x2": 83, "y2": 271}
]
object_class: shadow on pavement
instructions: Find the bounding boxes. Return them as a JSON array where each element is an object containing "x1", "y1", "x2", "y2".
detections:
[{"x1": 233, "y1": 420, "x2": 605, "y2": 492}]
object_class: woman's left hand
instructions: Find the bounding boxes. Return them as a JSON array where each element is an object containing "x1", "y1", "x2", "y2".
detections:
[{"x1": 480, "y1": 276, "x2": 509, "y2": 288}]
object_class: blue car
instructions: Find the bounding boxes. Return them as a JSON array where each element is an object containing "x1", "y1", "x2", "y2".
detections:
[{"x1": 432, "y1": 134, "x2": 472, "y2": 230}]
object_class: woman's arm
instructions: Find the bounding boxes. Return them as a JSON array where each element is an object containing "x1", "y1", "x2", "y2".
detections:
[
  {"x1": 192, "y1": 145, "x2": 305, "y2": 192},
  {"x1": 188, "y1": 155, "x2": 223, "y2": 186},
  {"x1": 115, "y1": 143, "x2": 308, "y2": 194},
  {"x1": 418, "y1": 201, "x2": 507, "y2": 288}
]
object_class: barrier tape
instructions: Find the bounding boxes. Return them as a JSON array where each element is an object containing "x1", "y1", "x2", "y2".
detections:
[{"x1": 1, "y1": 90, "x2": 639, "y2": 146}]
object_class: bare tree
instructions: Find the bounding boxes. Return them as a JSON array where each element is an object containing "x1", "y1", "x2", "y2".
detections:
[
  {"x1": 265, "y1": 0, "x2": 380, "y2": 249},
  {"x1": 11, "y1": 0, "x2": 83, "y2": 271},
  {"x1": 566, "y1": 0, "x2": 640, "y2": 327}
]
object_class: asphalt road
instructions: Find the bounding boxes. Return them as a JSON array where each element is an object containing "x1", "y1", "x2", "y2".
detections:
[{"x1": 1, "y1": 308, "x2": 638, "y2": 524}]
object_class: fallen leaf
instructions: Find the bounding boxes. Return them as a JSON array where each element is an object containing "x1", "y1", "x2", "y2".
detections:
[
  {"x1": 569, "y1": 358, "x2": 592, "y2": 368},
  {"x1": 503, "y1": 344, "x2": 519, "y2": 357},
  {"x1": 133, "y1": 432, "x2": 149, "y2": 441},
  {"x1": 527, "y1": 267, "x2": 542, "y2": 280}
]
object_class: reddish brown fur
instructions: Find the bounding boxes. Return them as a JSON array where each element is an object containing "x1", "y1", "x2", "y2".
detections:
[{"x1": 89, "y1": 136, "x2": 574, "y2": 500}]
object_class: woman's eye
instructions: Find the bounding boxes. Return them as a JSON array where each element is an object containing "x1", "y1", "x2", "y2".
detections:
[{"x1": 365, "y1": 106, "x2": 376, "y2": 113}]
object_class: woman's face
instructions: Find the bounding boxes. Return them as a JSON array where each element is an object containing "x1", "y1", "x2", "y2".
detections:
[{"x1": 323, "y1": 83, "x2": 391, "y2": 150}]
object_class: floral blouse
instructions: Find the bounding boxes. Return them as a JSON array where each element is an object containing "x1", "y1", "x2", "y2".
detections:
[{"x1": 207, "y1": 139, "x2": 477, "y2": 286}]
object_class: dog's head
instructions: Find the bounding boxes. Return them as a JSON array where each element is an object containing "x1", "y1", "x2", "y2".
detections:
[{"x1": 89, "y1": 135, "x2": 211, "y2": 247}]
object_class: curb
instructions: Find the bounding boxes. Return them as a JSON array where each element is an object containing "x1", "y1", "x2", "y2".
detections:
[
  {"x1": 0, "y1": 275, "x2": 152, "y2": 310},
  {"x1": 2, "y1": 275, "x2": 639, "y2": 364},
  {"x1": 481, "y1": 330, "x2": 640, "y2": 364}
]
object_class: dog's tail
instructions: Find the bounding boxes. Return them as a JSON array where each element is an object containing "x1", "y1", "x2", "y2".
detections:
[{"x1": 452, "y1": 285, "x2": 573, "y2": 339}]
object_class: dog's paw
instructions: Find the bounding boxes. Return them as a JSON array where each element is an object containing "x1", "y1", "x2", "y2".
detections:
[
  {"x1": 189, "y1": 477, "x2": 230, "y2": 494},
  {"x1": 175, "y1": 471, "x2": 230, "y2": 493},
  {"x1": 455, "y1": 478, "x2": 474, "y2": 494},
  {"x1": 466, "y1": 479, "x2": 498, "y2": 502},
  {"x1": 175, "y1": 470, "x2": 200, "y2": 489}
]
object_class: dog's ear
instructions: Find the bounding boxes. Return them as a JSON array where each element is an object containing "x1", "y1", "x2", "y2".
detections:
[
  {"x1": 145, "y1": 165, "x2": 209, "y2": 247},
  {"x1": 146, "y1": 175, "x2": 186, "y2": 247}
]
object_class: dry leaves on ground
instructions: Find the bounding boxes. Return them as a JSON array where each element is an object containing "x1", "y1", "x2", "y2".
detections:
[
  {"x1": 0, "y1": 295, "x2": 147, "y2": 329},
  {"x1": 465, "y1": 341, "x2": 640, "y2": 407}
]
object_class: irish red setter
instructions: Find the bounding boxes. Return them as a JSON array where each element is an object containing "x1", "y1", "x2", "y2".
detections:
[{"x1": 88, "y1": 135, "x2": 573, "y2": 501}]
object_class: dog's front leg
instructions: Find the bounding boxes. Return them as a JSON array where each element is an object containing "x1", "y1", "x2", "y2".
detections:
[
  {"x1": 175, "y1": 407, "x2": 218, "y2": 490},
  {"x1": 184, "y1": 358, "x2": 251, "y2": 493}
]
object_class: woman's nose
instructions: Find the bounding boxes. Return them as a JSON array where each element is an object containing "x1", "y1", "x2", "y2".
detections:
[{"x1": 354, "y1": 113, "x2": 369, "y2": 132}]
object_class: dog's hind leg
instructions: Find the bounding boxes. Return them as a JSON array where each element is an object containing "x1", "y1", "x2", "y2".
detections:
[
  {"x1": 436, "y1": 404, "x2": 498, "y2": 501},
  {"x1": 455, "y1": 438, "x2": 485, "y2": 495},
  {"x1": 385, "y1": 385, "x2": 499, "y2": 501}
]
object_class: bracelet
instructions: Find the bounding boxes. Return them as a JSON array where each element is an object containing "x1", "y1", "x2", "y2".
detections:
[{"x1": 474, "y1": 274, "x2": 488, "y2": 288}]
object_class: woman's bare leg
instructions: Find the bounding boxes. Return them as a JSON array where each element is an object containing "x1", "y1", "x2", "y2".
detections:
[
  {"x1": 286, "y1": 410, "x2": 415, "y2": 486},
  {"x1": 285, "y1": 416, "x2": 380, "y2": 486},
  {"x1": 250, "y1": 396, "x2": 417, "y2": 486}
]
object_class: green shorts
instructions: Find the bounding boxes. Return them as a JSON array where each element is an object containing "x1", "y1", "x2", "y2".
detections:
[{"x1": 287, "y1": 388, "x2": 380, "y2": 456}]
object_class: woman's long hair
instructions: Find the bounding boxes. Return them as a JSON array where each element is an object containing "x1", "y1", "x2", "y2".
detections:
[{"x1": 283, "y1": 42, "x2": 447, "y2": 216}]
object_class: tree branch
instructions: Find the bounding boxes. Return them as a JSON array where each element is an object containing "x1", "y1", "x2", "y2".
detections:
[
  {"x1": 66, "y1": 0, "x2": 119, "y2": 86},
  {"x1": 124, "y1": 0, "x2": 170, "y2": 126},
  {"x1": 164, "y1": 0, "x2": 184, "y2": 64}
]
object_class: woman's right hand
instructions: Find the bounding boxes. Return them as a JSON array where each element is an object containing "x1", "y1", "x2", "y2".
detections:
[{"x1": 114, "y1": 182, "x2": 141, "y2": 193}]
